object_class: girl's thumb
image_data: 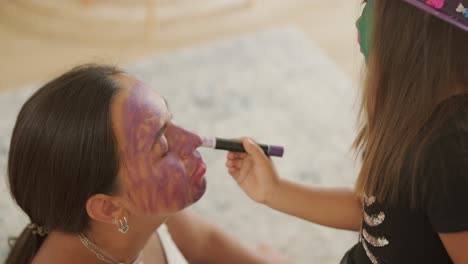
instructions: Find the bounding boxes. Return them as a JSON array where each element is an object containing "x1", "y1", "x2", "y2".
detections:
[{"x1": 243, "y1": 138, "x2": 266, "y2": 159}]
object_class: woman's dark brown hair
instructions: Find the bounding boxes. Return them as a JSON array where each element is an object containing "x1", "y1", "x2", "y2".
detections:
[
  {"x1": 354, "y1": 0, "x2": 468, "y2": 208},
  {"x1": 6, "y1": 64, "x2": 123, "y2": 264}
]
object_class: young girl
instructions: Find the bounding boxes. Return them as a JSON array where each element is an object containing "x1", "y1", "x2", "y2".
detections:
[
  {"x1": 5, "y1": 64, "x2": 289, "y2": 264},
  {"x1": 226, "y1": 0, "x2": 468, "y2": 263}
]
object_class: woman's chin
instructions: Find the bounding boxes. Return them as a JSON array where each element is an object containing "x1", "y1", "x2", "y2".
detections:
[{"x1": 191, "y1": 178, "x2": 207, "y2": 203}]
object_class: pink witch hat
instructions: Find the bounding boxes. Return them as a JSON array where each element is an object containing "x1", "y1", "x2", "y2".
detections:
[{"x1": 403, "y1": 0, "x2": 468, "y2": 31}]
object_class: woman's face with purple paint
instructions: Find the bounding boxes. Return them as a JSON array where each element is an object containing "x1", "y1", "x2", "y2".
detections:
[{"x1": 111, "y1": 75, "x2": 207, "y2": 216}]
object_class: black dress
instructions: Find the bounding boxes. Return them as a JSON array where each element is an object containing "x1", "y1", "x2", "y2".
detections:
[{"x1": 342, "y1": 95, "x2": 468, "y2": 264}]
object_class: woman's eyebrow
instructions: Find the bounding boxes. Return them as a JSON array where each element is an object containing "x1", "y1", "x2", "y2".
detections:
[
  {"x1": 151, "y1": 97, "x2": 172, "y2": 150},
  {"x1": 163, "y1": 97, "x2": 170, "y2": 112}
]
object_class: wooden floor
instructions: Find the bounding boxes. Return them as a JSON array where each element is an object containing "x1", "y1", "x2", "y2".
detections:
[{"x1": 0, "y1": 0, "x2": 363, "y2": 91}]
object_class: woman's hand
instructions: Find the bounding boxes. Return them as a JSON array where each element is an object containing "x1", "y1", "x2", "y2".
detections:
[{"x1": 225, "y1": 138, "x2": 280, "y2": 204}]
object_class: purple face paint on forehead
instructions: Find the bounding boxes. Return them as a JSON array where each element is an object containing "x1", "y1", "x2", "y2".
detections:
[
  {"x1": 124, "y1": 83, "x2": 167, "y2": 149},
  {"x1": 116, "y1": 81, "x2": 206, "y2": 215},
  {"x1": 119, "y1": 83, "x2": 163, "y2": 211}
]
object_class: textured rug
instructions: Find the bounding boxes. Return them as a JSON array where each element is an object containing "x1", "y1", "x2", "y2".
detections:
[{"x1": 0, "y1": 26, "x2": 359, "y2": 263}]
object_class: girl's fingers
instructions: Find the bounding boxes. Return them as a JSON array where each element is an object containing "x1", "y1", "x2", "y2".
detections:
[
  {"x1": 228, "y1": 168, "x2": 240, "y2": 178},
  {"x1": 226, "y1": 159, "x2": 243, "y2": 169},
  {"x1": 227, "y1": 152, "x2": 248, "y2": 160},
  {"x1": 239, "y1": 153, "x2": 248, "y2": 159},
  {"x1": 234, "y1": 160, "x2": 243, "y2": 169}
]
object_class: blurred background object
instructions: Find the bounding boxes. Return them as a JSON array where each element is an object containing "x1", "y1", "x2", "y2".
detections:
[
  {"x1": 0, "y1": 0, "x2": 360, "y2": 91},
  {"x1": 3, "y1": 0, "x2": 253, "y2": 37}
]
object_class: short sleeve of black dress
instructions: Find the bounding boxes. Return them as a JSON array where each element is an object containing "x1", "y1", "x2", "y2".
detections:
[{"x1": 425, "y1": 126, "x2": 468, "y2": 233}]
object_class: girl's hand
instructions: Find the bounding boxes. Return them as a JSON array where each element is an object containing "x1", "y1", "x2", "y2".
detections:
[{"x1": 225, "y1": 138, "x2": 280, "y2": 204}]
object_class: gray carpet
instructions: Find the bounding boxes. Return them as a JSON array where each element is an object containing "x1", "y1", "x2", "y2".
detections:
[{"x1": 0, "y1": 26, "x2": 359, "y2": 263}]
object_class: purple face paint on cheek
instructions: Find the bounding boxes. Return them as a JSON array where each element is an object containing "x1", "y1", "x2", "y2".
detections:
[
  {"x1": 119, "y1": 83, "x2": 205, "y2": 215},
  {"x1": 151, "y1": 158, "x2": 192, "y2": 210},
  {"x1": 121, "y1": 84, "x2": 206, "y2": 214},
  {"x1": 120, "y1": 83, "x2": 172, "y2": 213},
  {"x1": 164, "y1": 124, "x2": 206, "y2": 202}
]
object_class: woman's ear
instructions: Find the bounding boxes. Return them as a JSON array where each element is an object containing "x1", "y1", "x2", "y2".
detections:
[{"x1": 86, "y1": 194, "x2": 126, "y2": 224}]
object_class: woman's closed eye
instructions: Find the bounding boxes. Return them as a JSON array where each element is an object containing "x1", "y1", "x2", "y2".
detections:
[
  {"x1": 161, "y1": 148, "x2": 170, "y2": 157},
  {"x1": 160, "y1": 135, "x2": 170, "y2": 157}
]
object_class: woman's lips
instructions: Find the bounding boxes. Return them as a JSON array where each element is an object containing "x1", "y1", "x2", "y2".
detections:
[{"x1": 192, "y1": 162, "x2": 206, "y2": 183}]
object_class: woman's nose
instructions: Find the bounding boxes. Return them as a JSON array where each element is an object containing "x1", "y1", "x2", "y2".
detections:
[{"x1": 167, "y1": 124, "x2": 202, "y2": 157}]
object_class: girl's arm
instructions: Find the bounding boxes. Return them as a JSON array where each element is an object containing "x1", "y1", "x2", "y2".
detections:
[
  {"x1": 439, "y1": 232, "x2": 468, "y2": 263},
  {"x1": 226, "y1": 138, "x2": 362, "y2": 231},
  {"x1": 166, "y1": 210, "x2": 290, "y2": 264},
  {"x1": 267, "y1": 180, "x2": 362, "y2": 231}
]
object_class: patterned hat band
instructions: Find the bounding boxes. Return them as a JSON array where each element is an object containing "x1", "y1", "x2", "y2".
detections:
[{"x1": 404, "y1": 0, "x2": 468, "y2": 31}]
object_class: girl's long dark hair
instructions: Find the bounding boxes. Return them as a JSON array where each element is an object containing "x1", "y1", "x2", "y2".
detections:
[
  {"x1": 6, "y1": 64, "x2": 123, "y2": 264},
  {"x1": 354, "y1": 0, "x2": 468, "y2": 208}
]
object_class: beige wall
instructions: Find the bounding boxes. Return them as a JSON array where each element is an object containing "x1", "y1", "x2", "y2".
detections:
[{"x1": 0, "y1": 0, "x2": 363, "y2": 91}]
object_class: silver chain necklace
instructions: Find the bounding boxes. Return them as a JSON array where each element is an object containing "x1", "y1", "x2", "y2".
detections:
[{"x1": 79, "y1": 232, "x2": 144, "y2": 264}]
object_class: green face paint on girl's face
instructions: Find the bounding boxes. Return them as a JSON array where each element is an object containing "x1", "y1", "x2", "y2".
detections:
[{"x1": 356, "y1": 0, "x2": 374, "y2": 63}]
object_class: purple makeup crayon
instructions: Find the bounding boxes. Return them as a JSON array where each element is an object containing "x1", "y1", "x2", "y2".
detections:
[{"x1": 201, "y1": 137, "x2": 284, "y2": 158}]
